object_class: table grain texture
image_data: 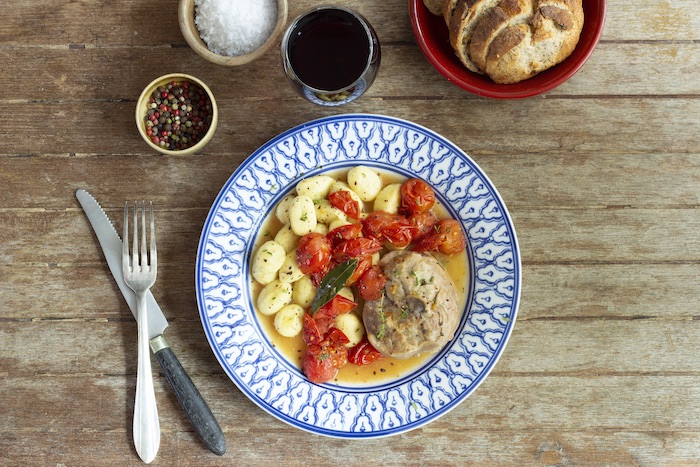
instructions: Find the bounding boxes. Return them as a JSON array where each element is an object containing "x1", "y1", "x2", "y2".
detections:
[{"x1": 2, "y1": 0, "x2": 700, "y2": 465}]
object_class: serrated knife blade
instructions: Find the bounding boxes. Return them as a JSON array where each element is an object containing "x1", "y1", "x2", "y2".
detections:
[
  {"x1": 76, "y1": 189, "x2": 168, "y2": 338},
  {"x1": 75, "y1": 188, "x2": 226, "y2": 456}
]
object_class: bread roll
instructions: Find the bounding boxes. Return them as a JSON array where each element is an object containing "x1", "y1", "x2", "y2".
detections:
[
  {"x1": 424, "y1": 0, "x2": 449, "y2": 15},
  {"x1": 424, "y1": 0, "x2": 584, "y2": 84}
]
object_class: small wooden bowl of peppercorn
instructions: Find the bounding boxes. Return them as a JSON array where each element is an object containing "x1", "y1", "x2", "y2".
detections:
[
  {"x1": 135, "y1": 73, "x2": 218, "y2": 155},
  {"x1": 178, "y1": 0, "x2": 288, "y2": 66}
]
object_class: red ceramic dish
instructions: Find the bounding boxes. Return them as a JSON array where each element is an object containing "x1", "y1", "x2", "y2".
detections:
[{"x1": 410, "y1": 0, "x2": 606, "y2": 99}]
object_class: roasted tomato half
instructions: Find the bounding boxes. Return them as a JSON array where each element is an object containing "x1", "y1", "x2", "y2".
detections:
[
  {"x1": 401, "y1": 178, "x2": 435, "y2": 214},
  {"x1": 348, "y1": 337, "x2": 383, "y2": 366},
  {"x1": 296, "y1": 232, "x2": 332, "y2": 275},
  {"x1": 301, "y1": 321, "x2": 350, "y2": 384},
  {"x1": 412, "y1": 219, "x2": 466, "y2": 255},
  {"x1": 357, "y1": 265, "x2": 387, "y2": 300},
  {"x1": 329, "y1": 190, "x2": 360, "y2": 220},
  {"x1": 362, "y1": 211, "x2": 417, "y2": 248},
  {"x1": 327, "y1": 223, "x2": 363, "y2": 248}
]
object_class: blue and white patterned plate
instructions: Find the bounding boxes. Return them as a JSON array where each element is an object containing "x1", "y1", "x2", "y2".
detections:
[{"x1": 195, "y1": 114, "x2": 520, "y2": 438}]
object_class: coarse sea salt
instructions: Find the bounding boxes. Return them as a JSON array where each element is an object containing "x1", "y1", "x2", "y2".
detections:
[{"x1": 195, "y1": 0, "x2": 277, "y2": 56}]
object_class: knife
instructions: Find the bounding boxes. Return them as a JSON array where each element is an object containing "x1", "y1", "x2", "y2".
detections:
[{"x1": 76, "y1": 189, "x2": 226, "y2": 456}]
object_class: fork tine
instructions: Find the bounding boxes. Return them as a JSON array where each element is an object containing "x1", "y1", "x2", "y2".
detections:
[
  {"x1": 123, "y1": 202, "x2": 130, "y2": 269},
  {"x1": 132, "y1": 201, "x2": 138, "y2": 270},
  {"x1": 140, "y1": 201, "x2": 147, "y2": 268},
  {"x1": 149, "y1": 202, "x2": 157, "y2": 270}
]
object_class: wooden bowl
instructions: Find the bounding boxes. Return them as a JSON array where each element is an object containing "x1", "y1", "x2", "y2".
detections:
[
  {"x1": 135, "y1": 73, "x2": 218, "y2": 155},
  {"x1": 178, "y1": 0, "x2": 288, "y2": 66}
]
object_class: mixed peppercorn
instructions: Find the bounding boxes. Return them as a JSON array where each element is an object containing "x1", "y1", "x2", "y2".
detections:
[{"x1": 144, "y1": 80, "x2": 212, "y2": 151}]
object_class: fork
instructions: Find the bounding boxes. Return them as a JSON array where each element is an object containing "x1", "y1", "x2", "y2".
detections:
[{"x1": 123, "y1": 201, "x2": 160, "y2": 464}]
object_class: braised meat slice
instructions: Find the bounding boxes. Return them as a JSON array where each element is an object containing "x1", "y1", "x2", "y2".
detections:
[{"x1": 362, "y1": 250, "x2": 461, "y2": 359}]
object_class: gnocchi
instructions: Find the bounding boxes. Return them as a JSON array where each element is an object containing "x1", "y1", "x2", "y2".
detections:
[
  {"x1": 251, "y1": 240, "x2": 286, "y2": 285},
  {"x1": 275, "y1": 194, "x2": 296, "y2": 225},
  {"x1": 315, "y1": 199, "x2": 347, "y2": 224},
  {"x1": 346, "y1": 166, "x2": 382, "y2": 202},
  {"x1": 334, "y1": 313, "x2": 365, "y2": 347},
  {"x1": 273, "y1": 224, "x2": 300, "y2": 253},
  {"x1": 292, "y1": 275, "x2": 316, "y2": 309},
  {"x1": 373, "y1": 183, "x2": 402, "y2": 214},
  {"x1": 289, "y1": 195, "x2": 317, "y2": 236},
  {"x1": 278, "y1": 250, "x2": 305, "y2": 283},
  {"x1": 274, "y1": 304, "x2": 305, "y2": 337},
  {"x1": 257, "y1": 280, "x2": 293, "y2": 315},
  {"x1": 296, "y1": 175, "x2": 335, "y2": 200}
]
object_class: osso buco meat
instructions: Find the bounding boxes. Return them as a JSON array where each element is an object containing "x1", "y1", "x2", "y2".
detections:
[{"x1": 363, "y1": 250, "x2": 461, "y2": 359}]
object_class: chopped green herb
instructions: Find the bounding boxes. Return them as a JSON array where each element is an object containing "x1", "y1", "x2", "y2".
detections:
[
  {"x1": 411, "y1": 271, "x2": 419, "y2": 286},
  {"x1": 375, "y1": 291, "x2": 386, "y2": 339}
]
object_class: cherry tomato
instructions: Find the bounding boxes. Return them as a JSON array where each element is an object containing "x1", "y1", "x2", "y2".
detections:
[
  {"x1": 409, "y1": 210, "x2": 438, "y2": 240},
  {"x1": 302, "y1": 313, "x2": 322, "y2": 345},
  {"x1": 348, "y1": 337, "x2": 383, "y2": 366},
  {"x1": 362, "y1": 211, "x2": 397, "y2": 240},
  {"x1": 302, "y1": 344, "x2": 337, "y2": 383},
  {"x1": 327, "y1": 223, "x2": 363, "y2": 247},
  {"x1": 301, "y1": 325, "x2": 350, "y2": 383},
  {"x1": 382, "y1": 222, "x2": 416, "y2": 248},
  {"x1": 411, "y1": 231, "x2": 445, "y2": 253},
  {"x1": 347, "y1": 256, "x2": 372, "y2": 286},
  {"x1": 296, "y1": 232, "x2": 332, "y2": 275},
  {"x1": 362, "y1": 211, "x2": 416, "y2": 247},
  {"x1": 326, "y1": 327, "x2": 351, "y2": 347},
  {"x1": 330, "y1": 237, "x2": 382, "y2": 285},
  {"x1": 437, "y1": 219, "x2": 466, "y2": 255},
  {"x1": 315, "y1": 295, "x2": 357, "y2": 320},
  {"x1": 411, "y1": 219, "x2": 466, "y2": 256},
  {"x1": 329, "y1": 191, "x2": 360, "y2": 220},
  {"x1": 312, "y1": 295, "x2": 358, "y2": 335},
  {"x1": 401, "y1": 178, "x2": 435, "y2": 214},
  {"x1": 357, "y1": 265, "x2": 387, "y2": 300},
  {"x1": 333, "y1": 237, "x2": 383, "y2": 259},
  {"x1": 309, "y1": 270, "x2": 326, "y2": 287}
]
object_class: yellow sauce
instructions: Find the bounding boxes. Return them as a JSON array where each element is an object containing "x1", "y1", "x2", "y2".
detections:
[{"x1": 249, "y1": 168, "x2": 469, "y2": 385}]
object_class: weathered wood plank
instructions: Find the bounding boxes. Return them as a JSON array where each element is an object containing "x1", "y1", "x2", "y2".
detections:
[
  {"x1": 3, "y1": 152, "x2": 700, "y2": 210},
  {"x1": 521, "y1": 264, "x2": 700, "y2": 319},
  {"x1": 2, "y1": 375, "x2": 700, "y2": 435},
  {"x1": 0, "y1": 97, "x2": 698, "y2": 156},
  {"x1": 1, "y1": 427, "x2": 699, "y2": 466},
  {"x1": 512, "y1": 208, "x2": 700, "y2": 263}
]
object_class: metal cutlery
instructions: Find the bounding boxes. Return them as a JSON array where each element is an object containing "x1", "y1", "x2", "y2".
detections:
[
  {"x1": 75, "y1": 189, "x2": 226, "y2": 458},
  {"x1": 122, "y1": 201, "x2": 160, "y2": 464}
]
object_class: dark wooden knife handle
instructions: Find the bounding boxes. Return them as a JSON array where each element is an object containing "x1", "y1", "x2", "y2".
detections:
[{"x1": 153, "y1": 342, "x2": 226, "y2": 456}]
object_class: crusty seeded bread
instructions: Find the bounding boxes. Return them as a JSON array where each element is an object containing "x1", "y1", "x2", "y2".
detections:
[
  {"x1": 423, "y1": 0, "x2": 584, "y2": 84},
  {"x1": 469, "y1": 0, "x2": 534, "y2": 71},
  {"x1": 442, "y1": 0, "x2": 462, "y2": 26},
  {"x1": 449, "y1": 0, "x2": 502, "y2": 72},
  {"x1": 424, "y1": 0, "x2": 449, "y2": 15}
]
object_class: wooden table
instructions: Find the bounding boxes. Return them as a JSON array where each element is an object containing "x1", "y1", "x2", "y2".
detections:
[{"x1": 3, "y1": 0, "x2": 699, "y2": 465}]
